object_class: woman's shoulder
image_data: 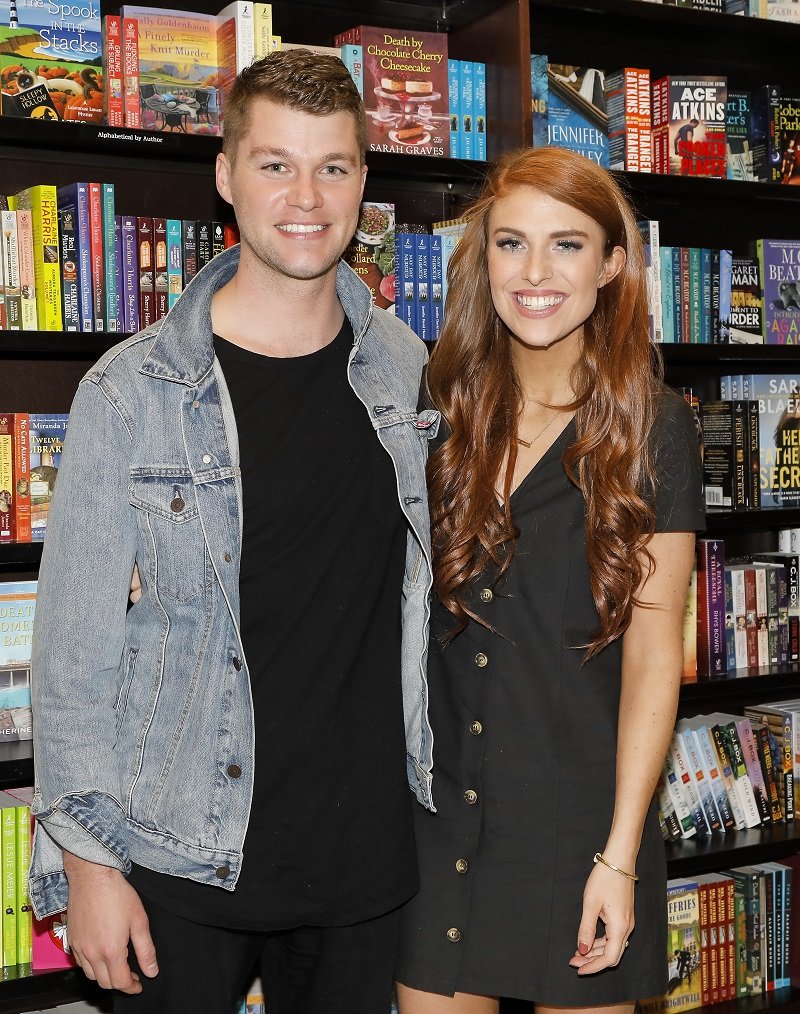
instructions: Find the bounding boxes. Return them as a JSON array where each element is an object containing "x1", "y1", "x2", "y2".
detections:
[{"x1": 651, "y1": 383, "x2": 702, "y2": 450}]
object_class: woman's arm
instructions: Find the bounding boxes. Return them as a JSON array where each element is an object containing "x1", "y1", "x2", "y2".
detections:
[{"x1": 569, "y1": 529, "x2": 696, "y2": 975}]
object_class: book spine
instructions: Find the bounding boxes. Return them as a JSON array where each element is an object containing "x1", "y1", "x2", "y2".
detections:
[
  {"x1": 88, "y1": 183, "x2": 105, "y2": 331},
  {"x1": 655, "y1": 770, "x2": 683, "y2": 840},
  {"x1": 671, "y1": 731, "x2": 710, "y2": 835},
  {"x1": 754, "y1": 564, "x2": 769, "y2": 666},
  {"x1": 699, "y1": 881, "x2": 712, "y2": 1005},
  {"x1": 340, "y1": 44, "x2": 363, "y2": 97},
  {"x1": 415, "y1": 233, "x2": 431, "y2": 343},
  {"x1": 718, "y1": 248, "x2": 733, "y2": 342},
  {"x1": 196, "y1": 222, "x2": 211, "y2": 270},
  {"x1": 14, "y1": 806, "x2": 31, "y2": 968},
  {"x1": 429, "y1": 234, "x2": 444, "y2": 341},
  {"x1": 732, "y1": 400, "x2": 748, "y2": 511},
  {"x1": 695, "y1": 723, "x2": 737, "y2": 830},
  {"x1": 11, "y1": 187, "x2": 62, "y2": 332},
  {"x1": 710, "y1": 248, "x2": 721, "y2": 341},
  {"x1": 448, "y1": 59, "x2": 460, "y2": 158},
  {"x1": 1, "y1": 211, "x2": 22, "y2": 331},
  {"x1": 659, "y1": 246, "x2": 675, "y2": 343},
  {"x1": 459, "y1": 60, "x2": 474, "y2": 160},
  {"x1": 663, "y1": 747, "x2": 697, "y2": 837},
  {"x1": 756, "y1": 724, "x2": 783, "y2": 823},
  {"x1": 211, "y1": 222, "x2": 225, "y2": 259},
  {"x1": 254, "y1": 3, "x2": 273, "y2": 59},
  {"x1": 12, "y1": 414, "x2": 30, "y2": 543},
  {"x1": 725, "y1": 722, "x2": 762, "y2": 826},
  {"x1": 0, "y1": 418, "x2": 14, "y2": 544},
  {"x1": 711, "y1": 724, "x2": 748, "y2": 829},
  {"x1": 396, "y1": 232, "x2": 415, "y2": 333},
  {"x1": 102, "y1": 15, "x2": 124, "y2": 127},
  {"x1": 743, "y1": 565, "x2": 759, "y2": 667},
  {"x1": 737, "y1": 718, "x2": 771, "y2": 823},
  {"x1": 121, "y1": 216, "x2": 139, "y2": 334},
  {"x1": 122, "y1": 18, "x2": 140, "y2": 129},
  {"x1": 102, "y1": 184, "x2": 118, "y2": 332},
  {"x1": 166, "y1": 219, "x2": 182, "y2": 310},
  {"x1": 696, "y1": 538, "x2": 726, "y2": 677},
  {"x1": 681, "y1": 726, "x2": 723, "y2": 832},
  {"x1": 136, "y1": 217, "x2": 154, "y2": 330},
  {"x1": 114, "y1": 216, "x2": 124, "y2": 333},
  {"x1": 724, "y1": 567, "x2": 736, "y2": 671},
  {"x1": 14, "y1": 208, "x2": 36, "y2": 332},
  {"x1": 153, "y1": 218, "x2": 168, "y2": 322},
  {"x1": 0, "y1": 805, "x2": 14, "y2": 968},
  {"x1": 473, "y1": 61, "x2": 487, "y2": 161},
  {"x1": 701, "y1": 247, "x2": 712, "y2": 343},
  {"x1": 56, "y1": 204, "x2": 80, "y2": 332},
  {"x1": 781, "y1": 864, "x2": 791, "y2": 988},
  {"x1": 181, "y1": 221, "x2": 197, "y2": 287}
]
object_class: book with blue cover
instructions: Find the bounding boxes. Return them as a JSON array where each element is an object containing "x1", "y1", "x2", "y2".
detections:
[{"x1": 546, "y1": 63, "x2": 609, "y2": 167}]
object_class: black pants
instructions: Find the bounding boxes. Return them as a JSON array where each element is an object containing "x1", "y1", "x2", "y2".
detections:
[{"x1": 113, "y1": 893, "x2": 401, "y2": 1014}]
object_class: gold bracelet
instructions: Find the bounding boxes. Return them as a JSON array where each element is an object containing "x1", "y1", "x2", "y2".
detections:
[{"x1": 593, "y1": 852, "x2": 639, "y2": 882}]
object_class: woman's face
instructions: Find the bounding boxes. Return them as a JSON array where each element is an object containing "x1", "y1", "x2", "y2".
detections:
[{"x1": 486, "y1": 186, "x2": 625, "y2": 352}]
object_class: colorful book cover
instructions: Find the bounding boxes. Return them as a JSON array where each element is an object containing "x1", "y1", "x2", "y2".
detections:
[
  {"x1": 1, "y1": 786, "x2": 32, "y2": 968},
  {"x1": 727, "y1": 257, "x2": 763, "y2": 344},
  {"x1": 340, "y1": 42, "x2": 363, "y2": 97},
  {"x1": 166, "y1": 218, "x2": 182, "y2": 309},
  {"x1": 253, "y1": 2, "x2": 271, "y2": 58},
  {"x1": 758, "y1": 239, "x2": 800, "y2": 345},
  {"x1": 0, "y1": 579, "x2": 35, "y2": 742},
  {"x1": 32, "y1": 909, "x2": 74, "y2": 970},
  {"x1": 474, "y1": 61, "x2": 486, "y2": 161},
  {"x1": 395, "y1": 231, "x2": 415, "y2": 332},
  {"x1": 339, "y1": 26, "x2": 449, "y2": 157},
  {"x1": 114, "y1": 215, "x2": 123, "y2": 331},
  {"x1": 181, "y1": 219, "x2": 197, "y2": 286},
  {"x1": 727, "y1": 90, "x2": 755, "y2": 181},
  {"x1": 56, "y1": 183, "x2": 92, "y2": 333},
  {"x1": 0, "y1": 0, "x2": 103, "y2": 124},
  {"x1": 343, "y1": 202, "x2": 395, "y2": 313},
  {"x1": 120, "y1": 5, "x2": 221, "y2": 135},
  {"x1": 414, "y1": 232, "x2": 431, "y2": 342},
  {"x1": 771, "y1": 93, "x2": 800, "y2": 184},
  {"x1": 28, "y1": 414, "x2": 67, "y2": 541},
  {"x1": 429, "y1": 233, "x2": 443, "y2": 340},
  {"x1": 8, "y1": 185, "x2": 61, "y2": 332},
  {"x1": 547, "y1": 63, "x2": 609, "y2": 167},
  {"x1": 640, "y1": 880, "x2": 702, "y2": 1012},
  {"x1": 530, "y1": 53, "x2": 548, "y2": 149},
  {"x1": 637, "y1": 219, "x2": 662, "y2": 343},
  {"x1": 448, "y1": 58, "x2": 460, "y2": 158},
  {"x1": 88, "y1": 181, "x2": 104, "y2": 331},
  {"x1": 653, "y1": 76, "x2": 727, "y2": 177}
]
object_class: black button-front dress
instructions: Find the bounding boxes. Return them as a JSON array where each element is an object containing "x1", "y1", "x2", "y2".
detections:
[{"x1": 396, "y1": 387, "x2": 705, "y2": 1005}]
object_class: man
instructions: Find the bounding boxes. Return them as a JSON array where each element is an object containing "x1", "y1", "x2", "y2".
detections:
[{"x1": 30, "y1": 50, "x2": 436, "y2": 1013}]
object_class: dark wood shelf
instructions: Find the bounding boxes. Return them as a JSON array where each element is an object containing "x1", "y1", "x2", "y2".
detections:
[
  {"x1": 667, "y1": 823, "x2": 800, "y2": 878},
  {"x1": 679, "y1": 665, "x2": 800, "y2": 716},
  {"x1": 662, "y1": 345, "x2": 800, "y2": 369},
  {"x1": 703, "y1": 508, "x2": 800, "y2": 531},
  {"x1": 0, "y1": 740, "x2": 33, "y2": 791},
  {"x1": 0, "y1": 968, "x2": 109, "y2": 1013},
  {"x1": 0, "y1": 331, "x2": 124, "y2": 360},
  {"x1": 0, "y1": 543, "x2": 42, "y2": 573}
]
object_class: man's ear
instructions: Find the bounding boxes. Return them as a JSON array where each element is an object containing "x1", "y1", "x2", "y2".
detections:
[
  {"x1": 599, "y1": 245, "x2": 626, "y2": 288},
  {"x1": 216, "y1": 152, "x2": 232, "y2": 205}
]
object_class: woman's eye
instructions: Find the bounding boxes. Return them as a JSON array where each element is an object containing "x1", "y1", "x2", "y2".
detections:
[
  {"x1": 496, "y1": 238, "x2": 522, "y2": 251},
  {"x1": 556, "y1": 240, "x2": 583, "y2": 252}
]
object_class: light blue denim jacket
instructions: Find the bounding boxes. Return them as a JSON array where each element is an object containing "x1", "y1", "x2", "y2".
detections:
[{"x1": 29, "y1": 246, "x2": 437, "y2": 919}]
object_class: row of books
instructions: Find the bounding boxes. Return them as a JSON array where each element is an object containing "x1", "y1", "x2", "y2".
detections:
[
  {"x1": 641, "y1": 0, "x2": 800, "y2": 17},
  {"x1": 0, "y1": 414, "x2": 66, "y2": 546},
  {"x1": 637, "y1": 220, "x2": 799, "y2": 344},
  {"x1": 2, "y1": 0, "x2": 486, "y2": 161},
  {"x1": 0, "y1": 182, "x2": 239, "y2": 334},
  {"x1": 690, "y1": 541, "x2": 800, "y2": 679},
  {"x1": 640, "y1": 864, "x2": 795, "y2": 1012},
  {"x1": 660, "y1": 710, "x2": 790, "y2": 840},
  {"x1": 530, "y1": 57, "x2": 798, "y2": 186}
]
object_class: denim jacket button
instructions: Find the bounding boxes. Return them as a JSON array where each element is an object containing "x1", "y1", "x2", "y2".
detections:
[
  {"x1": 232, "y1": 656, "x2": 242, "y2": 671},
  {"x1": 227, "y1": 764, "x2": 242, "y2": 778},
  {"x1": 215, "y1": 865, "x2": 231, "y2": 879},
  {"x1": 202, "y1": 454, "x2": 212, "y2": 464},
  {"x1": 192, "y1": 400, "x2": 201, "y2": 409},
  {"x1": 170, "y1": 496, "x2": 185, "y2": 513},
  {"x1": 223, "y1": 553, "x2": 232, "y2": 563}
]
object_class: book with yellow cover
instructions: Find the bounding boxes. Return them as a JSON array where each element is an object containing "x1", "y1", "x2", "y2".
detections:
[{"x1": 8, "y1": 185, "x2": 61, "y2": 331}]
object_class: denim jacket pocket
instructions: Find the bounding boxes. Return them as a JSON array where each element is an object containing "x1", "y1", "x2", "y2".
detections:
[{"x1": 129, "y1": 468, "x2": 206, "y2": 603}]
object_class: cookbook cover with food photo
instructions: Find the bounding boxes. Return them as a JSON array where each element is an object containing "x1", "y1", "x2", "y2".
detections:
[{"x1": 344, "y1": 201, "x2": 395, "y2": 313}]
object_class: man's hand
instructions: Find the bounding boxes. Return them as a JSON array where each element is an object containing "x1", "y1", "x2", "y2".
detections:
[{"x1": 64, "y1": 852, "x2": 158, "y2": 994}]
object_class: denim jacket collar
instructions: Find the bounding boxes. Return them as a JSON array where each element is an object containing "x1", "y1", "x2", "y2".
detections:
[{"x1": 139, "y1": 245, "x2": 373, "y2": 386}]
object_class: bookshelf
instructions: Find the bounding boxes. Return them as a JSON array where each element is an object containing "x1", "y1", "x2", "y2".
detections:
[{"x1": 0, "y1": 0, "x2": 798, "y2": 1009}]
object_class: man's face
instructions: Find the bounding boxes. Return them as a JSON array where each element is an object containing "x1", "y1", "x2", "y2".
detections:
[{"x1": 216, "y1": 97, "x2": 367, "y2": 284}]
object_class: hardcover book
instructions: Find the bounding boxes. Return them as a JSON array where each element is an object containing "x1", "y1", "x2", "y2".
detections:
[
  {"x1": 335, "y1": 26, "x2": 449, "y2": 157},
  {"x1": 28, "y1": 414, "x2": 67, "y2": 541},
  {"x1": 640, "y1": 879, "x2": 702, "y2": 1012},
  {"x1": 771, "y1": 92, "x2": 800, "y2": 184},
  {"x1": 343, "y1": 202, "x2": 395, "y2": 313},
  {"x1": 546, "y1": 63, "x2": 610, "y2": 167},
  {"x1": 727, "y1": 257, "x2": 763, "y2": 344},
  {"x1": 652, "y1": 76, "x2": 727, "y2": 177},
  {"x1": 758, "y1": 239, "x2": 800, "y2": 345},
  {"x1": 605, "y1": 66, "x2": 652, "y2": 173},
  {"x1": 0, "y1": 580, "x2": 35, "y2": 742},
  {"x1": 120, "y1": 5, "x2": 222, "y2": 135}
]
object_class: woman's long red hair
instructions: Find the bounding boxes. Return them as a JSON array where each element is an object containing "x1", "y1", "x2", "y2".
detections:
[{"x1": 427, "y1": 146, "x2": 662, "y2": 657}]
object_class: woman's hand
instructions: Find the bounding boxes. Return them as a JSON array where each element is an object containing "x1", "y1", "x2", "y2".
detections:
[{"x1": 568, "y1": 861, "x2": 635, "y2": 975}]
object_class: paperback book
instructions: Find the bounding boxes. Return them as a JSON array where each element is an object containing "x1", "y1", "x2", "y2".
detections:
[
  {"x1": 0, "y1": 580, "x2": 35, "y2": 742},
  {"x1": 653, "y1": 75, "x2": 727, "y2": 177},
  {"x1": 343, "y1": 202, "x2": 395, "y2": 313},
  {"x1": 546, "y1": 63, "x2": 610, "y2": 167},
  {"x1": 759, "y1": 239, "x2": 800, "y2": 345}
]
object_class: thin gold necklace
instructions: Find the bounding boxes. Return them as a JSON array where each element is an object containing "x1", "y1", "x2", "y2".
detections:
[{"x1": 516, "y1": 411, "x2": 560, "y2": 449}]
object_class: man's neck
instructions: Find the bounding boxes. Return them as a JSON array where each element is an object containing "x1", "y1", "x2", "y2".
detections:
[{"x1": 211, "y1": 255, "x2": 344, "y2": 358}]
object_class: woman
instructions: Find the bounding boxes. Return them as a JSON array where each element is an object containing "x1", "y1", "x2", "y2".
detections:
[{"x1": 396, "y1": 146, "x2": 703, "y2": 1013}]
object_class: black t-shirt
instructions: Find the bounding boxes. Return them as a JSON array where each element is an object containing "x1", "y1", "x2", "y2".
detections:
[{"x1": 130, "y1": 319, "x2": 418, "y2": 929}]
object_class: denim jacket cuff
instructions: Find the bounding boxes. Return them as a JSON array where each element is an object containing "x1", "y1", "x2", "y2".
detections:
[{"x1": 30, "y1": 792, "x2": 129, "y2": 919}]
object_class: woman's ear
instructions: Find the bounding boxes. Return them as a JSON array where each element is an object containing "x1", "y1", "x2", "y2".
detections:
[{"x1": 599, "y1": 245, "x2": 626, "y2": 288}]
